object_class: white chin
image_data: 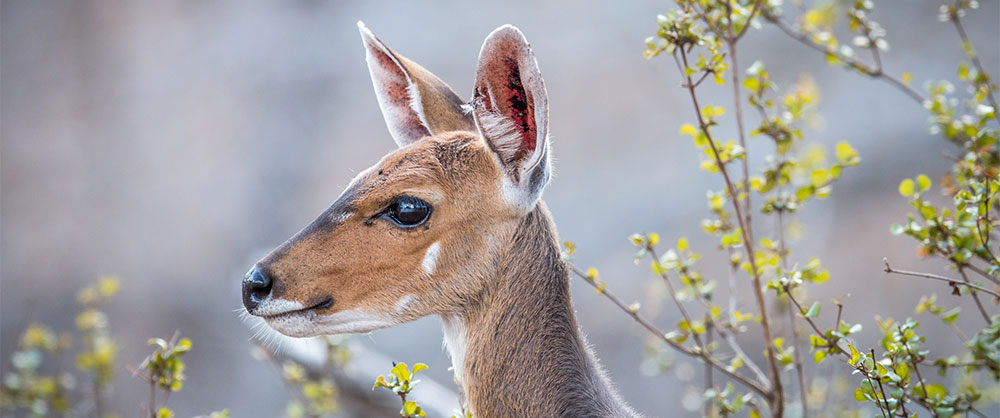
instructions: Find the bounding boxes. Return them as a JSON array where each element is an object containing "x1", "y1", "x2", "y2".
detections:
[{"x1": 264, "y1": 309, "x2": 397, "y2": 337}]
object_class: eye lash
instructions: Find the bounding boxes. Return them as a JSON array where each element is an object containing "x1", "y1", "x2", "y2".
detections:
[{"x1": 365, "y1": 205, "x2": 392, "y2": 225}]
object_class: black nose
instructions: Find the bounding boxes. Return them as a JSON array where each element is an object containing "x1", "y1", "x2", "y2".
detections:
[{"x1": 242, "y1": 267, "x2": 273, "y2": 312}]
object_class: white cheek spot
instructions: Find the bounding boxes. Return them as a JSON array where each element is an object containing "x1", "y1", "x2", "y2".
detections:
[
  {"x1": 441, "y1": 315, "x2": 467, "y2": 383},
  {"x1": 394, "y1": 295, "x2": 415, "y2": 313},
  {"x1": 422, "y1": 241, "x2": 441, "y2": 275}
]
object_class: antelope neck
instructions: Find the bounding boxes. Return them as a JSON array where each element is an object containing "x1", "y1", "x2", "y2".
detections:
[{"x1": 443, "y1": 202, "x2": 635, "y2": 417}]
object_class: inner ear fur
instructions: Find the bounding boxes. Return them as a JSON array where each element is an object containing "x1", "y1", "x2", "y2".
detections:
[
  {"x1": 359, "y1": 21, "x2": 475, "y2": 147},
  {"x1": 470, "y1": 25, "x2": 551, "y2": 209}
]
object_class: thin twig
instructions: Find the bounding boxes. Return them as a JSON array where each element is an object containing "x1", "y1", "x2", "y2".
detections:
[
  {"x1": 946, "y1": 1, "x2": 999, "y2": 115},
  {"x1": 705, "y1": 320, "x2": 714, "y2": 418},
  {"x1": 722, "y1": 249, "x2": 772, "y2": 387},
  {"x1": 675, "y1": 47, "x2": 785, "y2": 412},
  {"x1": 904, "y1": 343, "x2": 940, "y2": 418},
  {"x1": 764, "y1": 13, "x2": 926, "y2": 104},
  {"x1": 962, "y1": 262, "x2": 1000, "y2": 285},
  {"x1": 883, "y1": 258, "x2": 1000, "y2": 299},
  {"x1": 726, "y1": 5, "x2": 755, "y2": 251},
  {"x1": 957, "y1": 265, "x2": 991, "y2": 323},
  {"x1": 733, "y1": 0, "x2": 763, "y2": 42},
  {"x1": 568, "y1": 263, "x2": 770, "y2": 398},
  {"x1": 647, "y1": 244, "x2": 708, "y2": 351},
  {"x1": 974, "y1": 180, "x2": 999, "y2": 266},
  {"x1": 871, "y1": 349, "x2": 896, "y2": 417},
  {"x1": 855, "y1": 360, "x2": 890, "y2": 418},
  {"x1": 777, "y1": 208, "x2": 808, "y2": 418}
]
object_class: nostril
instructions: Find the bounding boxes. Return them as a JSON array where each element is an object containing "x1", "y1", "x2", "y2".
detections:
[
  {"x1": 242, "y1": 267, "x2": 274, "y2": 311},
  {"x1": 249, "y1": 268, "x2": 272, "y2": 299}
]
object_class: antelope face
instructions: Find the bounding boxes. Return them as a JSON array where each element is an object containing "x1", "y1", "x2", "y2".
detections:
[
  {"x1": 243, "y1": 134, "x2": 515, "y2": 337},
  {"x1": 243, "y1": 23, "x2": 551, "y2": 338}
]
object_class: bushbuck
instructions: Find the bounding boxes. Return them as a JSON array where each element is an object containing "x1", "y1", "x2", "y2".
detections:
[{"x1": 243, "y1": 22, "x2": 639, "y2": 417}]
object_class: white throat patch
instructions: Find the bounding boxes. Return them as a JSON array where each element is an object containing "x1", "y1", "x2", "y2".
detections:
[{"x1": 441, "y1": 315, "x2": 467, "y2": 383}]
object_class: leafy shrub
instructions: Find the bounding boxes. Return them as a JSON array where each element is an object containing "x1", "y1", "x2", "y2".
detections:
[{"x1": 558, "y1": 0, "x2": 999, "y2": 417}]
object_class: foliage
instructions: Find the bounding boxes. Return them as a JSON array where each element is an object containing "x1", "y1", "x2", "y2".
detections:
[
  {"x1": 134, "y1": 333, "x2": 192, "y2": 417},
  {"x1": 373, "y1": 362, "x2": 430, "y2": 418},
  {"x1": 249, "y1": 335, "x2": 351, "y2": 418},
  {"x1": 1, "y1": 279, "x2": 231, "y2": 418},
  {"x1": 0, "y1": 323, "x2": 75, "y2": 417},
  {"x1": 566, "y1": 0, "x2": 998, "y2": 417},
  {"x1": 1, "y1": 277, "x2": 120, "y2": 418}
]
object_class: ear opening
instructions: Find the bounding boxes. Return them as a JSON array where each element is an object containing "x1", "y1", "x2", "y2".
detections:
[
  {"x1": 471, "y1": 25, "x2": 550, "y2": 209},
  {"x1": 358, "y1": 22, "x2": 475, "y2": 147}
]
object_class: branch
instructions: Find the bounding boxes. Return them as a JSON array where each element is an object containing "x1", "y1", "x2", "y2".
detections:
[
  {"x1": 567, "y1": 263, "x2": 770, "y2": 398},
  {"x1": 647, "y1": 244, "x2": 708, "y2": 352},
  {"x1": 962, "y1": 262, "x2": 1000, "y2": 286},
  {"x1": 904, "y1": 343, "x2": 940, "y2": 418},
  {"x1": 651, "y1": 241, "x2": 771, "y2": 388},
  {"x1": 957, "y1": 265, "x2": 992, "y2": 323},
  {"x1": 675, "y1": 47, "x2": 785, "y2": 410},
  {"x1": 946, "y1": 0, "x2": 999, "y2": 116},
  {"x1": 882, "y1": 258, "x2": 1000, "y2": 299},
  {"x1": 851, "y1": 359, "x2": 890, "y2": 418},
  {"x1": 763, "y1": 13, "x2": 926, "y2": 104}
]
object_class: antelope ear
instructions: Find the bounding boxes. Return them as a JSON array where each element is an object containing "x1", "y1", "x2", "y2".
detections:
[
  {"x1": 358, "y1": 21, "x2": 475, "y2": 147},
  {"x1": 471, "y1": 25, "x2": 550, "y2": 211}
]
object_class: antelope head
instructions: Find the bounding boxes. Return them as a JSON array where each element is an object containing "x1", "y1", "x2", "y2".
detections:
[{"x1": 242, "y1": 22, "x2": 551, "y2": 338}]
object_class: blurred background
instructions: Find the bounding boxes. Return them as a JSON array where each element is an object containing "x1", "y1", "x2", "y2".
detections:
[{"x1": 2, "y1": 0, "x2": 998, "y2": 416}]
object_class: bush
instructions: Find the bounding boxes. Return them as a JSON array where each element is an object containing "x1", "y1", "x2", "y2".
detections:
[{"x1": 561, "y1": 1, "x2": 998, "y2": 416}]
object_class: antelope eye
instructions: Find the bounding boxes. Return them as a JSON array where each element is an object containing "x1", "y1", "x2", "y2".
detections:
[{"x1": 384, "y1": 196, "x2": 431, "y2": 227}]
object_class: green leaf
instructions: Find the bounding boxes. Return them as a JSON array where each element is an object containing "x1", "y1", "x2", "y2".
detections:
[
  {"x1": 391, "y1": 362, "x2": 411, "y2": 381},
  {"x1": 835, "y1": 142, "x2": 859, "y2": 165},
  {"x1": 899, "y1": 179, "x2": 915, "y2": 197},
  {"x1": 629, "y1": 234, "x2": 645, "y2": 246},
  {"x1": 848, "y1": 345, "x2": 861, "y2": 365},
  {"x1": 412, "y1": 363, "x2": 428, "y2": 374},
  {"x1": 854, "y1": 388, "x2": 868, "y2": 402},
  {"x1": 916, "y1": 174, "x2": 931, "y2": 192},
  {"x1": 939, "y1": 307, "x2": 960, "y2": 324},
  {"x1": 810, "y1": 170, "x2": 829, "y2": 188},
  {"x1": 804, "y1": 302, "x2": 821, "y2": 318}
]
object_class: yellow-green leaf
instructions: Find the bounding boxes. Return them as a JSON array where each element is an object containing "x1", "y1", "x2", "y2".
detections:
[
  {"x1": 916, "y1": 174, "x2": 931, "y2": 192},
  {"x1": 412, "y1": 363, "x2": 428, "y2": 374},
  {"x1": 898, "y1": 179, "x2": 915, "y2": 197}
]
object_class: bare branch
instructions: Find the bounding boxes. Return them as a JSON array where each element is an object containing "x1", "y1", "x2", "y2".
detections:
[{"x1": 883, "y1": 258, "x2": 1000, "y2": 299}]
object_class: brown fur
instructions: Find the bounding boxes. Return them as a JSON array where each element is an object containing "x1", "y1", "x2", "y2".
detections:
[{"x1": 250, "y1": 24, "x2": 638, "y2": 417}]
